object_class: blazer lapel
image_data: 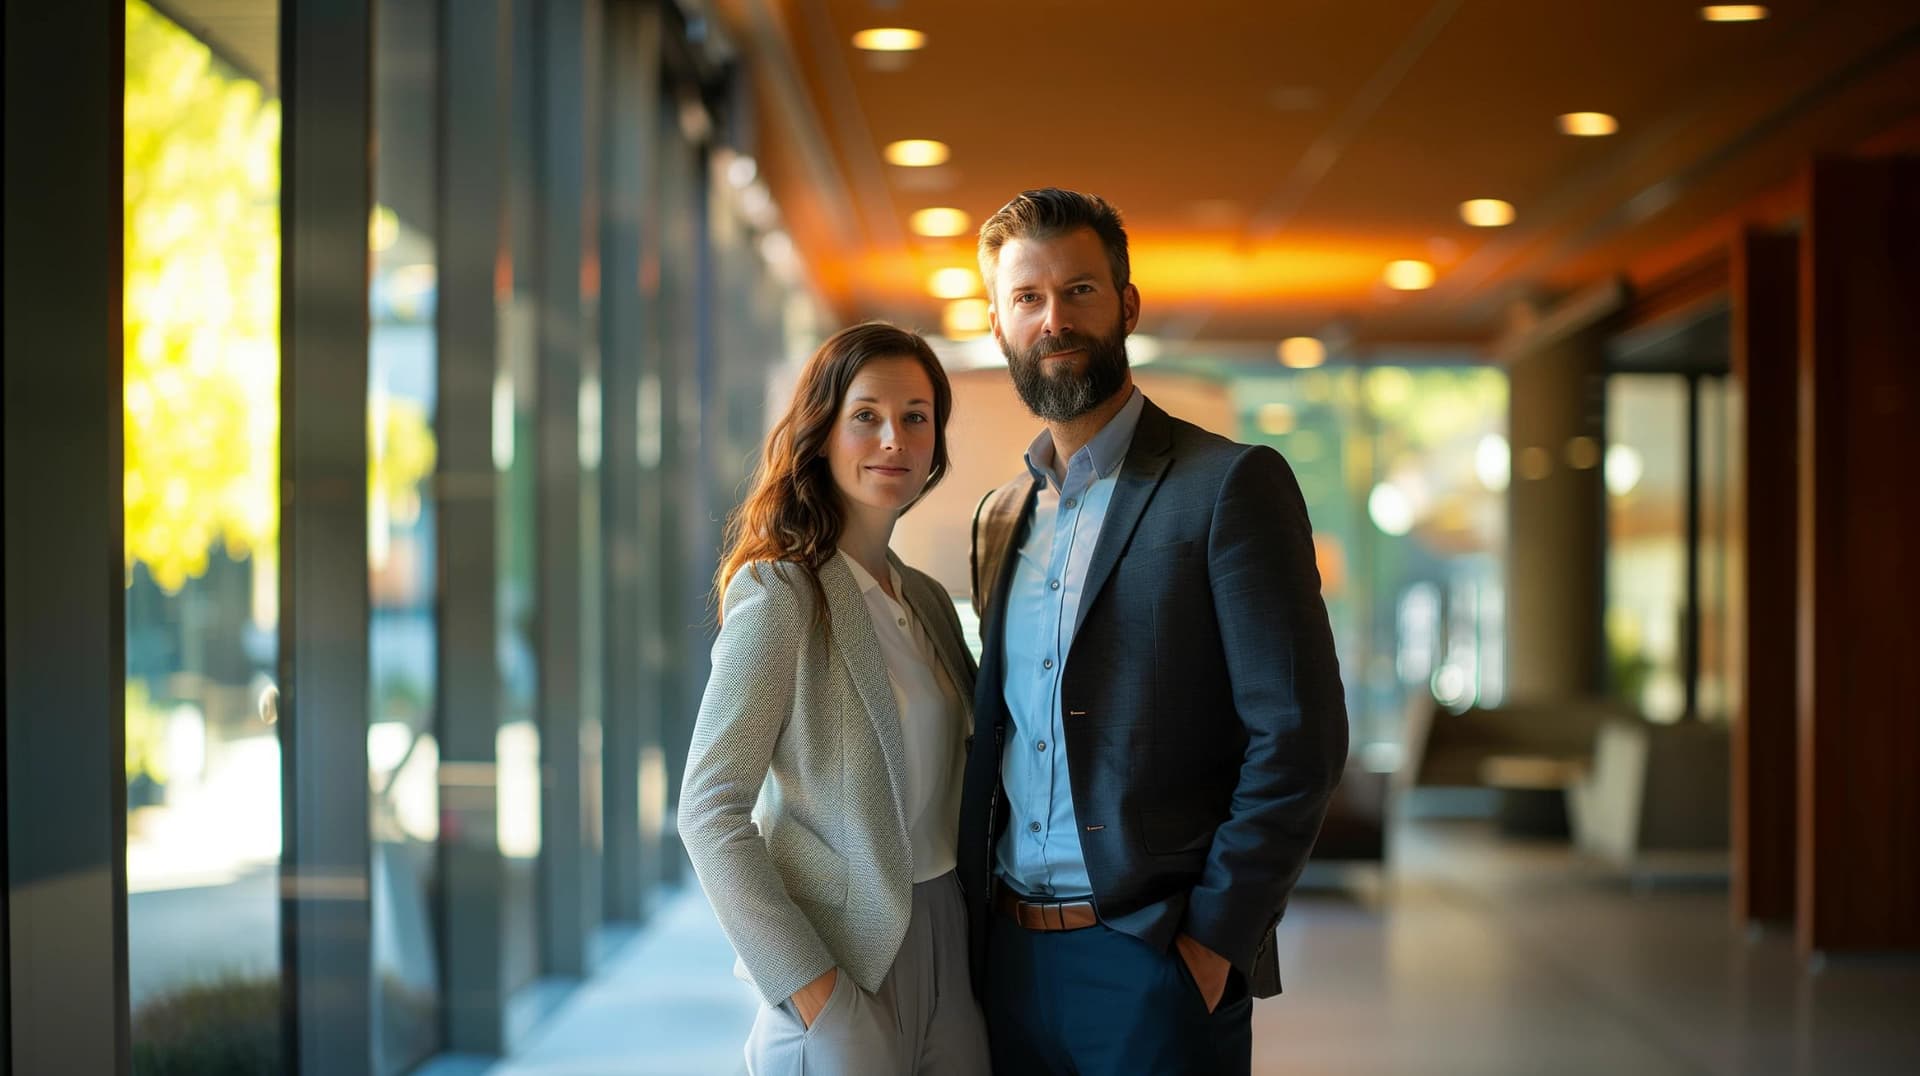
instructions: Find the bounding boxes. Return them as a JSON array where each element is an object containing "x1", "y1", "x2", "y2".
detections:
[
  {"x1": 1073, "y1": 399, "x2": 1174, "y2": 631},
  {"x1": 892, "y1": 555, "x2": 975, "y2": 713},
  {"x1": 821, "y1": 553, "x2": 911, "y2": 833}
]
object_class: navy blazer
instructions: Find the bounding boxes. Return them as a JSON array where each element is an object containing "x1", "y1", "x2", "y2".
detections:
[{"x1": 958, "y1": 397, "x2": 1349, "y2": 999}]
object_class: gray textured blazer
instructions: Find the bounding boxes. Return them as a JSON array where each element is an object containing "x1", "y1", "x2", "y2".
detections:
[{"x1": 678, "y1": 551, "x2": 977, "y2": 1007}]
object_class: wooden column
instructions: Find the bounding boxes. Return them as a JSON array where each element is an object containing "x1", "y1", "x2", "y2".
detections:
[
  {"x1": 1730, "y1": 230, "x2": 1799, "y2": 928},
  {"x1": 1796, "y1": 155, "x2": 1920, "y2": 956}
]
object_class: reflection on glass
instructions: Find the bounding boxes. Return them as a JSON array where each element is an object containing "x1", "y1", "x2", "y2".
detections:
[
  {"x1": 1606, "y1": 375, "x2": 1688, "y2": 722},
  {"x1": 123, "y1": 1, "x2": 284, "y2": 1069},
  {"x1": 368, "y1": 2, "x2": 444, "y2": 1069},
  {"x1": 1697, "y1": 378, "x2": 1741, "y2": 721}
]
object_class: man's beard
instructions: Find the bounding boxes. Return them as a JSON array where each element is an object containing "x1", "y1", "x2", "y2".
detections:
[{"x1": 1002, "y1": 318, "x2": 1131, "y2": 423}]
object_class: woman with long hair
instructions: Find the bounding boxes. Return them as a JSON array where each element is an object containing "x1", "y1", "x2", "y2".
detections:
[{"x1": 679, "y1": 323, "x2": 990, "y2": 1074}]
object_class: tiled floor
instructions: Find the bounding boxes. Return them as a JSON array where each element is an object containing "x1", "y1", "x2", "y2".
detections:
[{"x1": 491, "y1": 822, "x2": 1920, "y2": 1075}]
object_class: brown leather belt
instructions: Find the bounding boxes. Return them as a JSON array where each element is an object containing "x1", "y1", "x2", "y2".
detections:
[{"x1": 994, "y1": 885, "x2": 1098, "y2": 931}]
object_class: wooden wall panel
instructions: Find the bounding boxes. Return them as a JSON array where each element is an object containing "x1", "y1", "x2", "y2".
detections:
[
  {"x1": 1730, "y1": 230, "x2": 1800, "y2": 927},
  {"x1": 1796, "y1": 156, "x2": 1920, "y2": 955}
]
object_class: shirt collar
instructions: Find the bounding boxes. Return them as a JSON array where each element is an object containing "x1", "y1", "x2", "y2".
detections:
[
  {"x1": 1023, "y1": 386, "x2": 1145, "y2": 488},
  {"x1": 839, "y1": 549, "x2": 901, "y2": 600}
]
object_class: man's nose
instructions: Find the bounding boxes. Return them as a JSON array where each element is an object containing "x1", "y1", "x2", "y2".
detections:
[{"x1": 1042, "y1": 297, "x2": 1073, "y2": 337}]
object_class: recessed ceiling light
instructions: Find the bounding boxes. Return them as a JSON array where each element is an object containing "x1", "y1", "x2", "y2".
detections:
[
  {"x1": 928, "y1": 268, "x2": 980, "y2": 300},
  {"x1": 883, "y1": 139, "x2": 951, "y2": 167},
  {"x1": 1700, "y1": 5, "x2": 1768, "y2": 21},
  {"x1": 1557, "y1": 112, "x2": 1619, "y2": 137},
  {"x1": 909, "y1": 207, "x2": 972, "y2": 237},
  {"x1": 943, "y1": 298, "x2": 990, "y2": 338},
  {"x1": 1459, "y1": 199, "x2": 1516, "y2": 227},
  {"x1": 1383, "y1": 260, "x2": 1436, "y2": 290},
  {"x1": 1278, "y1": 337, "x2": 1326, "y2": 368},
  {"x1": 851, "y1": 27, "x2": 927, "y2": 52}
]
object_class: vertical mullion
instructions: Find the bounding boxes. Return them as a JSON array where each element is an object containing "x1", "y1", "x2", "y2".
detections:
[
  {"x1": 599, "y1": 0, "x2": 665, "y2": 925},
  {"x1": 438, "y1": 0, "x2": 510, "y2": 1053},
  {"x1": 1683, "y1": 374, "x2": 1703, "y2": 721},
  {"x1": 279, "y1": 0, "x2": 374, "y2": 1073},
  {"x1": 536, "y1": 0, "x2": 588, "y2": 979},
  {"x1": 3, "y1": 4, "x2": 130, "y2": 1073}
]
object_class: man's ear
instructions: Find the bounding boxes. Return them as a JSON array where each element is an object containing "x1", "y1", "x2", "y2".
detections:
[
  {"x1": 1122, "y1": 284, "x2": 1142, "y2": 335},
  {"x1": 988, "y1": 302, "x2": 1003, "y2": 346}
]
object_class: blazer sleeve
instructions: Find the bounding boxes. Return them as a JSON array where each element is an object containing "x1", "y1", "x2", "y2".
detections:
[
  {"x1": 676, "y1": 563, "x2": 837, "y2": 1005},
  {"x1": 1183, "y1": 445, "x2": 1350, "y2": 975}
]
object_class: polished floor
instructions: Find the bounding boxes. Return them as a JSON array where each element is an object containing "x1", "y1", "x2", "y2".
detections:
[{"x1": 490, "y1": 821, "x2": 1920, "y2": 1075}]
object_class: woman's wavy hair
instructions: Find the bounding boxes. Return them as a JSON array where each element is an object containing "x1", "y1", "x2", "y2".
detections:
[{"x1": 714, "y1": 322, "x2": 953, "y2": 624}]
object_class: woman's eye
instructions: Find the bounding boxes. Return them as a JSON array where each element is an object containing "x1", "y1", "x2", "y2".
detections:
[
  {"x1": 852, "y1": 410, "x2": 876, "y2": 422},
  {"x1": 906, "y1": 412, "x2": 928, "y2": 424}
]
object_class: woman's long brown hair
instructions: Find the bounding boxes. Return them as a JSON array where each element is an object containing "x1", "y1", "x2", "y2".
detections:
[{"x1": 714, "y1": 322, "x2": 953, "y2": 624}]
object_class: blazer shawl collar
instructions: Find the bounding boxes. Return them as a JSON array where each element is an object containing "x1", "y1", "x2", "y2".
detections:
[
  {"x1": 1072, "y1": 397, "x2": 1175, "y2": 633},
  {"x1": 819, "y1": 552, "x2": 910, "y2": 835},
  {"x1": 889, "y1": 551, "x2": 976, "y2": 721}
]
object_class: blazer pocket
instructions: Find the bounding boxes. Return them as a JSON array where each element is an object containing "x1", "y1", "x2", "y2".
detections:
[{"x1": 768, "y1": 819, "x2": 850, "y2": 908}]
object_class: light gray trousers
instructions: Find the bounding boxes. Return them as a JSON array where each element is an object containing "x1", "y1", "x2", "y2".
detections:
[{"x1": 745, "y1": 871, "x2": 990, "y2": 1075}]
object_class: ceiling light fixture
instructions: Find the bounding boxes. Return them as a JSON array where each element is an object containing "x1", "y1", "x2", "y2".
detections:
[
  {"x1": 909, "y1": 207, "x2": 972, "y2": 237},
  {"x1": 1459, "y1": 198, "x2": 1516, "y2": 227},
  {"x1": 1383, "y1": 260, "x2": 1436, "y2": 291},
  {"x1": 928, "y1": 268, "x2": 981, "y2": 300},
  {"x1": 883, "y1": 139, "x2": 950, "y2": 167},
  {"x1": 1278, "y1": 337, "x2": 1326, "y2": 368},
  {"x1": 943, "y1": 298, "x2": 990, "y2": 338},
  {"x1": 851, "y1": 28, "x2": 927, "y2": 52},
  {"x1": 1557, "y1": 112, "x2": 1619, "y2": 137},
  {"x1": 1700, "y1": 5, "x2": 1768, "y2": 21}
]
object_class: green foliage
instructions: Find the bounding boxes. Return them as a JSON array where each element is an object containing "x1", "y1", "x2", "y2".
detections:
[
  {"x1": 126, "y1": 679, "x2": 172, "y2": 787},
  {"x1": 130, "y1": 974, "x2": 280, "y2": 1075}
]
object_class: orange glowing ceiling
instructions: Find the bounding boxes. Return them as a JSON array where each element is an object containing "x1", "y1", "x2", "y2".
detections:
[{"x1": 717, "y1": 0, "x2": 1920, "y2": 349}]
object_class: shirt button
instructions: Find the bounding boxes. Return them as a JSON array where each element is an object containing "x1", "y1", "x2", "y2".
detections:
[
  {"x1": 1049, "y1": 579, "x2": 1061, "y2": 591},
  {"x1": 1064, "y1": 498, "x2": 1077, "y2": 509},
  {"x1": 1042, "y1": 658, "x2": 1054, "y2": 670},
  {"x1": 1029, "y1": 821, "x2": 1041, "y2": 833},
  {"x1": 1036, "y1": 740, "x2": 1048, "y2": 752},
  {"x1": 896, "y1": 617, "x2": 906, "y2": 627}
]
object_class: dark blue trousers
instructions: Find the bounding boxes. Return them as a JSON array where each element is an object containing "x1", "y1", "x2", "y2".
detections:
[{"x1": 985, "y1": 915, "x2": 1253, "y2": 1075}]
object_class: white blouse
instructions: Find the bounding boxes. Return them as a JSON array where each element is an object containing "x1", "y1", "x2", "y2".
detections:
[{"x1": 841, "y1": 553, "x2": 966, "y2": 883}]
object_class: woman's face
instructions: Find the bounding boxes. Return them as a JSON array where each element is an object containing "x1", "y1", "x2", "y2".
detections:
[{"x1": 825, "y1": 355, "x2": 938, "y2": 519}]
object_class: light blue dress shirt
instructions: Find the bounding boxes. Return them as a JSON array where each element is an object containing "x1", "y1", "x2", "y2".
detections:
[{"x1": 996, "y1": 388, "x2": 1145, "y2": 899}]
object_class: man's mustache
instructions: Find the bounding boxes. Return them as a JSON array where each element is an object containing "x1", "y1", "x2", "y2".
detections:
[{"x1": 1028, "y1": 333, "x2": 1095, "y2": 360}]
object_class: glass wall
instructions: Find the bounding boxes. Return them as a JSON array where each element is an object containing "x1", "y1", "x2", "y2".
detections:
[
  {"x1": 104, "y1": 1, "x2": 822, "y2": 1067},
  {"x1": 1605, "y1": 371, "x2": 1741, "y2": 723},
  {"x1": 122, "y1": 0, "x2": 284, "y2": 1068},
  {"x1": 370, "y1": 0, "x2": 444, "y2": 1069},
  {"x1": 1229, "y1": 364, "x2": 1508, "y2": 765},
  {"x1": 1605, "y1": 374, "x2": 1690, "y2": 721}
]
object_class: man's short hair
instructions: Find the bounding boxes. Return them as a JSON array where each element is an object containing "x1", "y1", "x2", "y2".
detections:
[{"x1": 977, "y1": 188, "x2": 1130, "y2": 299}]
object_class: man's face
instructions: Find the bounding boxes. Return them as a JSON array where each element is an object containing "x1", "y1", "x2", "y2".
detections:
[{"x1": 990, "y1": 227, "x2": 1141, "y2": 422}]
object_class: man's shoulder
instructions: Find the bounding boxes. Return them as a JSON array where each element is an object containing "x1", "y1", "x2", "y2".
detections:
[{"x1": 1158, "y1": 409, "x2": 1263, "y2": 472}]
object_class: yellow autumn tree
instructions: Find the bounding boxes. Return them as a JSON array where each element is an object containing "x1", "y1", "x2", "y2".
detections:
[
  {"x1": 124, "y1": 0, "x2": 437, "y2": 593},
  {"x1": 123, "y1": 0, "x2": 282, "y2": 592}
]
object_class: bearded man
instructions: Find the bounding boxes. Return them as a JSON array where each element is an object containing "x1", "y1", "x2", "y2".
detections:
[{"x1": 957, "y1": 188, "x2": 1349, "y2": 1075}]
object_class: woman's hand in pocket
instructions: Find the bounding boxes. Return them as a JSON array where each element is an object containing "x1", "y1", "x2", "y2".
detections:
[{"x1": 792, "y1": 967, "x2": 838, "y2": 1028}]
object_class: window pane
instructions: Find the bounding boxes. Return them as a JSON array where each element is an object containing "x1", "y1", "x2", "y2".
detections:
[
  {"x1": 1606, "y1": 375, "x2": 1689, "y2": 721},
  {"x1": 123, "y1": 1, "x2": 284, "y2": 1068}
]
